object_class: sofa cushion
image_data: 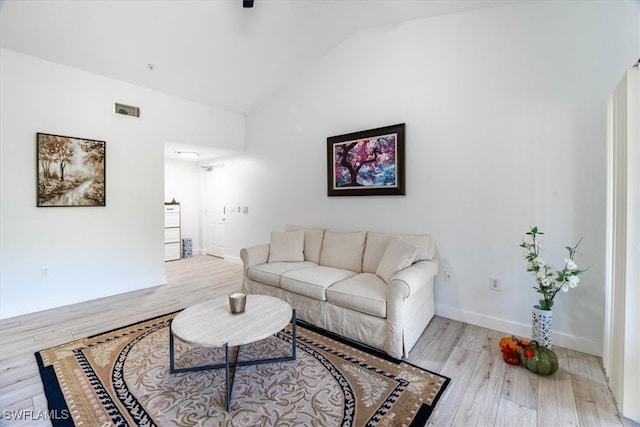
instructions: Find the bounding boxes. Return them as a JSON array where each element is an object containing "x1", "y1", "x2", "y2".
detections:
[
  {"x1": 281, "y1": 266, "x2": 356, "y2": 301},
  {"x1": 319, "y1": 230, "x2": 366, "y2": 273},
  {"x1": 285, "y1": 225, "x2": 325, "y2": 264},
  {"x1": 362, "y1": 232, "x2": 394, "y2": 274},
  {"x1": 326, "y1": 273, "x2": 387, "y2": 318},
  {"x1": 400, "y1": 234, "x2": 435, "y2": 261},
  {"x1": 363, "y1": 232, "x2": 435, "y2": 273},
  {"x1": 376, "y1": 237, "x2": 419, "y2": 283},
  {"x1": 267, "y1": 230, "x2": 305, "y2": 262},
  {"x1": 248, "y1": 261, "x2": 317, "y2": 287}
]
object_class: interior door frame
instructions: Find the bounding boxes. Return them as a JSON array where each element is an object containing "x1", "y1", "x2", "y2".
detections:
[{"x1": 604, "y1": 65, "x2": 639, "y2": 423}]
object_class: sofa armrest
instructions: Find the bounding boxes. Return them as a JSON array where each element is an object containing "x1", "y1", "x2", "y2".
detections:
[
  {"x1": 240, "y1": 244, "x2": 270, "y2": 271},
  {"x1": 386, "y1": 259, "x2": 438, "y2": 331},
  {"x1": 388, "y1": 259, "x2": 439, "y2": 300}
]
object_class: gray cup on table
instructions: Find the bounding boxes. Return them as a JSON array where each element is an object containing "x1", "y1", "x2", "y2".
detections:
[{"x1": 229, "y1": 292, "x2": 246, "y2": 314}]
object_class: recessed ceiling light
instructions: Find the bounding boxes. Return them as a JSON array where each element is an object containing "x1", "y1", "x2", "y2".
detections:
[{"x1": 175, "y1": 151, "x2": 199, "y2": 159}]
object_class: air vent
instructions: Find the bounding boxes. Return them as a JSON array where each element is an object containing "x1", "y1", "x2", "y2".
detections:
[{"x1": 114, "y1": 102, "x2": 140, "y2": 118}]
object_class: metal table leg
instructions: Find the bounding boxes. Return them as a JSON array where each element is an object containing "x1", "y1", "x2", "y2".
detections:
[
  {"x1": 225, "y1": 344, "x2": 231, "y2": 412},
  {"x1": 169, "y1": 310, "x2": 297, "y2": 411}
]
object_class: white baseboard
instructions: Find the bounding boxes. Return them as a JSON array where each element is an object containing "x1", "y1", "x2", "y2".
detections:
[
  {"x1": 223, "y1": 255, "x2": 242, "y2": 265},
  {"x1": 435, "y1": 303, "x2": 601, "y2": 356},
  {"x1": 192, "y1": 249, "x2": 241, "y2": 265}
]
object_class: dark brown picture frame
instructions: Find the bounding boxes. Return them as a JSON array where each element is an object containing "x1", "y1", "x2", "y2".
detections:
[
  {"x1": 37, "y1": 133, "x2": 106, "y2": 207},
  {"x1": 327, "y1": 123, "x2": 405, "y2": 196}
]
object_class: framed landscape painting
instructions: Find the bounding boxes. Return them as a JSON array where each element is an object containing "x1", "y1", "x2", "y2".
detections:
[
  {"x1": 327, "y1": 123, "x2": 405, "y2": 196},
  {"x1": 37, "y1": 133, "x2": 106, "y2": 207}
]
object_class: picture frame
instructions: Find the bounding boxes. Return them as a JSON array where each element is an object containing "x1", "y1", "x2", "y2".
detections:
[
  {"x1": 327, "y1": 123, "x2": 405, "y2": 196},
  {"x1": 37, "y1": 133, "x2": 106, "y2": 207}
]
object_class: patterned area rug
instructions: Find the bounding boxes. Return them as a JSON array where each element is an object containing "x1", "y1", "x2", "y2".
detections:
[{"x1": 36, "y1": 312, "x2": 450, "y2": 426}]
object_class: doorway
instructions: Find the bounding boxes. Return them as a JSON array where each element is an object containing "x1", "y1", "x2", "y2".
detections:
[{"x1": 202, "y1": 164, "x2": 226, "y2": 258}]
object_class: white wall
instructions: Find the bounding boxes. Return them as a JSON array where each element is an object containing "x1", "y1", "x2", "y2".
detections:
[
  {"x1": 222, "y1": 1, "x2": 639, "y2": 355},
  {"x1": 0, "y1": 48, "x2": 245, "y2": 319}
]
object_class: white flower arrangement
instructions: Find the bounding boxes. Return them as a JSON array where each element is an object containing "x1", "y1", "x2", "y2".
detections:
[{"x1": 520, "y1": 226, "x2": 587, "y2": 311}]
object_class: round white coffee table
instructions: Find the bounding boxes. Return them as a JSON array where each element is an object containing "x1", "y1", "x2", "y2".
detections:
[{"x1": 169, "y1": 294, "x2": 297, "y2": 411}]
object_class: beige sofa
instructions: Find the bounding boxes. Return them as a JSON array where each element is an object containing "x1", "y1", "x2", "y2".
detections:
[{"x1": 240, "y1": 225, "x2": 439, "y2": 359}]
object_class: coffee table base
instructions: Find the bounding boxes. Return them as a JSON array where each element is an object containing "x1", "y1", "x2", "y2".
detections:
[{"x1": 169, "y1": 310, "x2": 297, "y2": 411}]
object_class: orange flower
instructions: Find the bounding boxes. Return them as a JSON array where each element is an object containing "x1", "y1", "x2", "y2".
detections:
[
  {"x1": 499, "y1": 336, "x2": 529, "y2": 352},
  {"x1": 499, "y1": 336, "x2": 529, "y2": 366}
]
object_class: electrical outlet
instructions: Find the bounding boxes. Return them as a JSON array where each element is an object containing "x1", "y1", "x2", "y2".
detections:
[
  {"x1": 41, "y1": 267, "x2": 49, "y2": 277},
  {"x1": 444, "y1": 271, "x2": 454, "y2": 281},
  {"x1": 489, "y1": 276, "x2": 501, "y2": 291}
]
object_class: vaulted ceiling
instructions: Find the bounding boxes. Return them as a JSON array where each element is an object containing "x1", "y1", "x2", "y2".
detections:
[{"x1": 1, "y1": 0, "x2": 521, "y2": 115}]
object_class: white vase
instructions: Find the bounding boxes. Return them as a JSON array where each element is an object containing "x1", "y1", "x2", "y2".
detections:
[{"x1": 531, "y1": 305, "x2": 553, "y2": 348}]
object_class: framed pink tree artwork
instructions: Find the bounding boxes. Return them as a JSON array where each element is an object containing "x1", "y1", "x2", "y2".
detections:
[{"x1": 327, "y1": 123, "x2": 405, "y2": 196}]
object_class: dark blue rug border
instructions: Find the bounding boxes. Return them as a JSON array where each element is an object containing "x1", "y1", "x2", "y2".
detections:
[{"x1": 34, "y1": 352, "x2": 74, "y2": 427}]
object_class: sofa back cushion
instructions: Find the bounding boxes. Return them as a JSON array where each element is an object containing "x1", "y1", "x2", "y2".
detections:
[
  {"x1": 363, "y1": 232, "x2": 435, "y2": 273},
  {"x1": 362, "y1": 232, "x2": 394, "y2": 274},
  {"x1": 375, "y1": 237, "x2": 419, "y2": 283},
  {"x1": 285, "y1": 225, "x2": 325, "y2": 264},
  {"x1": 319, "y1": 230, "x2": 366, "y2": 273},
  {"x1": 400, "y1": 234, "x2": 435, "y2": 261},
  {"x1": 268, "y1": 230, "x2": 305, "y2": 262}
]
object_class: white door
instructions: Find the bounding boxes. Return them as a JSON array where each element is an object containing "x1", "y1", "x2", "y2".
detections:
[{"x1": 203, "y1": 165, "x2": 226, "y2": 258}]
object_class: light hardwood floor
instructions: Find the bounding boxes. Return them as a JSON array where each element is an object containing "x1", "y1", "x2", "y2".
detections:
[{"x1": 0, "y1": 256, "x2": 633, "y2": 426}]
